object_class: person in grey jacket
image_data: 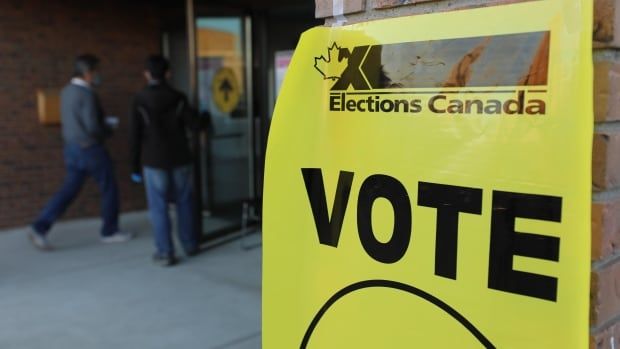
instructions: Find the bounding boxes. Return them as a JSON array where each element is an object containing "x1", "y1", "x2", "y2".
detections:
[{"x1": 29, "y1": 54, "x2": 133, "y2": 250}]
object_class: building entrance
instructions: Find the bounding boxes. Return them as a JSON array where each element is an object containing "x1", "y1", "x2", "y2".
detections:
[{"x1": 163, "y1": 0, "x2": 320, "y2": 243}]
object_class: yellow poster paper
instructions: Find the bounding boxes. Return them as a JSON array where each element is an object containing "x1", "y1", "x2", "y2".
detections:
[{"x1": 264, "y1": 1, "x2": 593, "y2": 347}]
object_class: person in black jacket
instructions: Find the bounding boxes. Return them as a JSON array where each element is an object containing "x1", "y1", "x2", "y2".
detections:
[{"x1": 130, "y1": 55, "x2": 199, "y2": 266}]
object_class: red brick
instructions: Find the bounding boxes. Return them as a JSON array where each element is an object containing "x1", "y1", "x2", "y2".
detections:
[
  {"x1": 594, "y1": 0, "x2": 620, "y2": 48},
  {"x1": 0, "y1": 0, "x2": 154, "y2": 228},
  {"x1": 592, "y1": 261, "x2": 620, "y2": 327},
  {"x1": 593, "y1": 132, "x2": 620, "y2": 191},
  {"x1": 595, "y1": 62, "x2": 620, "y2": 122},
  {"x1": 592, "y1": 198, "x2": 620, "y2": 261}
]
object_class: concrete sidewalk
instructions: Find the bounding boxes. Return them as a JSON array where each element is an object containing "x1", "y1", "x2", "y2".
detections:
[{"x1": 0, "y1": 212, "x2": 261, "y2": 349}]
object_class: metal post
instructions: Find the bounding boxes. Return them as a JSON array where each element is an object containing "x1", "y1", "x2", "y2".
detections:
[
  {"x1": 186, "y1": 0, "x2": 197, "y2": 106},
  {"x1": 244, "y1": 15, "x2": 255, "y2": 201},
  {"x1": 255, "y1": 12, "x2": 269, "y2": 204},
  {"x1": 161, "y1": 32, "x2": 170, "y2": 59},
  {"x1": 186, "y1": 0, "x2": 204, "y2": 240}
]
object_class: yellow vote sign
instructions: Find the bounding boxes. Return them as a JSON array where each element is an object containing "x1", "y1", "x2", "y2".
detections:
[
  {"x1": 212, "y1": 67, "x2": 240, "y2": 113},
  {"x1": 264, "y1": 1, "x2": 592, "y2": 348}
]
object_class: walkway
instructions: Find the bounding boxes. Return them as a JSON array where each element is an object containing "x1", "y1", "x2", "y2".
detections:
[{"x1": 0, "y1": 212, "x2": 261, "y2": 349}]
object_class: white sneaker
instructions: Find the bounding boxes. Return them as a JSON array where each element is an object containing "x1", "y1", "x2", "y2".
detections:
[
  {"x1": 28, "y1": 229, "x2": 53, "y2": 251},
  {"x1": 101, "y1": 232, "x2": 134, "y2": 244}
]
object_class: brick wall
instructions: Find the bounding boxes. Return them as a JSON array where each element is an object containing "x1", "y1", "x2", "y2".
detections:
[
  {"x1": 315, "y1": 0, "x2": 618, "y2": 347},
  {"x1": 0, "y1": 0, "x2": 161, "y2": 229},
  {"x1": 592, "y1": 1, "x2": 620, "y2": 346}
]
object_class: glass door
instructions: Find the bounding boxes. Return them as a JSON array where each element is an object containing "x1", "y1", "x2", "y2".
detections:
[{"x1": 196, "y1": 16, "x2": 252, "y2": 231}]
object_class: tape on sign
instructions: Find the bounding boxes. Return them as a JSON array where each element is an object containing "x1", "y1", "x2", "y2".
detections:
[{"x1": 332, "y1": 0, "x2": 347, "y2": 27}]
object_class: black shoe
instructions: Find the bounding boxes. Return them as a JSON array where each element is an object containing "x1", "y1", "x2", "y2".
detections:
[{"x1": 152, "y1": 253, "x2": 177, "y2": 267}]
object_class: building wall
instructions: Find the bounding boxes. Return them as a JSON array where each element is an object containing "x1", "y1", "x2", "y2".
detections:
[
  {"x1": 315, "y1": 0, "x2": 620, "y2": 347},
  {"x1": 0, "y1": 0, "x2": 161, "y2": 228}
]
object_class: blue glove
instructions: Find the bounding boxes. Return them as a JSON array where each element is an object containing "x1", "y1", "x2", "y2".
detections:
[{"x1": 131, "y1": 173, "x2": 143, "y2": 184}]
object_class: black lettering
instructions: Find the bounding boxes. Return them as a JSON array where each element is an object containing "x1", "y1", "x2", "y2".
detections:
[
  {"x1": 503, "y1": 91, "x2": 525, "y2": 115},
  {"x1": 410, "y1": 99, "x2": 422, "y2": 113},
  {"x1": 346, "y1": 99, "x2": 357, "y2": 112},
  {"x1": 380, "y1": 99, "x2": 395, "y2": 112},
  {"x1": 357, "y1": 175, "x2": 412, "y2": 264},
  {"x1": 394, "y1": 99, "x2": 409, "y2": 113},
  {"x1": 329, "y1": 94, "x2": 341, "y2": 111},
  {"x1": 356, "y1": 99, "x2": 366, "y2": 112},
  {"x1": 302, "y1": 169, "x2": 354, "y2": 247},
  {"x1": 526, "y1": 99, "x2": 546, "y2": 115},
  {"x1": 367, "y1": 96, "x2": 375, "y2": 112},
  {"x1": 465, "y1": 100, "x2": 484, "y2": 114},
  {"x1": 447, "y1": 99, "x2": 464, "y2": 114},
  {"x1": 488, "y1": 191, "x2": 561, "y2": 301},
  {"x1": 484, "y1": 100, "x2": 502, "y2": 114},
  {"x1": 418, "y1": 182, "x2": 483, "y2": 280},
  {"x1": 429, "y1": 95, "x2": 447, "y2": 113}
]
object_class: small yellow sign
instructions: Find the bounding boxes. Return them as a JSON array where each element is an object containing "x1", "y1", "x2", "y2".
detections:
[
  {"x1": 264, "y1": 0, "x2": 592, "y2": 348},
  {"x1": 212, "y1": 67, "x2": 240, "y2": 114}
]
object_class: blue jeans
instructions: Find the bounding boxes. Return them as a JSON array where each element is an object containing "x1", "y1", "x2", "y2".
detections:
[
  {"x1": 33, "y1": 143, "x2": 120, "y2": 237},
  {"x1": 143, "y1": 165, "x2": 197, "y2": 257}
]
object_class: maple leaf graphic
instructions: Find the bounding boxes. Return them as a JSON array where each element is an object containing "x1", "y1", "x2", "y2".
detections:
[{"x1": 314, "y1": 42, "x2": 349, "y2": 81}]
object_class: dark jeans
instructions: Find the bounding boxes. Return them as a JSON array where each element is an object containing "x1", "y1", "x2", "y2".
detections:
[
  {"x1": 33, "y1": 143, "x2": 120, "y2": 237},
  {"x1": 143, "y1": 165, "x2": 197, "y2": 257}
]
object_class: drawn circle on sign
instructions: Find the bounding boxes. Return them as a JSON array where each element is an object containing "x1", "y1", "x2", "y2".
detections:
[
  {"x1": 212, "y1": 68, "x2": 240, "y2": 114},
  {"x1": 300, "y1": 280, "x2": 495, "y2": 349}
]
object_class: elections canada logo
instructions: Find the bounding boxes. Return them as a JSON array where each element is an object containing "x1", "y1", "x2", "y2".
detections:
[
  {"x1": 313, "y1": 31, "x2": 551, "y2": 116},
  {"x1": 313, "y1": 42, "x2": 383, "y2": 90}
]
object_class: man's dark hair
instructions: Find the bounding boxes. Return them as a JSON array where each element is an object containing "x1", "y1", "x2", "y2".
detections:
[
  {"x1": 74, "y1": 54, "x2": 100, "y2": 78},
  {"x1": 146, "y1": 55, "x2": 170, "y2": 81}
]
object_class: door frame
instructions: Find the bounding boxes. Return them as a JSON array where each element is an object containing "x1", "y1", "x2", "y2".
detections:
[
  {"x1": 193, "y1": 14, "x2": 255, "y2": 214},
  {"x1": 186, "y1": 0, "x2": 262, "y2": 244}
]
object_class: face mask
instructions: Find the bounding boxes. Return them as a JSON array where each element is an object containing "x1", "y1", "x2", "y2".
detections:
[{"x1": 92, "y1": 74, "x2": 103, "y2": 87}]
